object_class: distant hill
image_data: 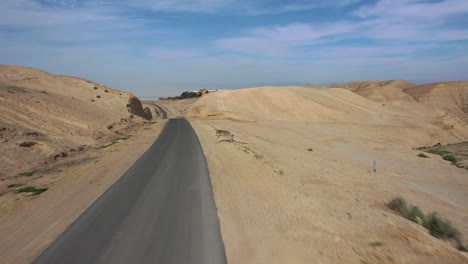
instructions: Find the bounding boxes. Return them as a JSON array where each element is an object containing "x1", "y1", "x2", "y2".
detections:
[
  {"x1": 330, "y1": 80, "x2": 417, "y2": 102},
  {"x1": 404, "y1": 81, "x2": 468, "y2": 123},
  {"x1": 332, "y1": 80, "x2": 468, "y2": 124}
]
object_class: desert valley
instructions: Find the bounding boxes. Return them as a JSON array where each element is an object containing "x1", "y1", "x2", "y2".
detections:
[{"x1": 1, "y1": 65, "x2": 468, "y2": 263}]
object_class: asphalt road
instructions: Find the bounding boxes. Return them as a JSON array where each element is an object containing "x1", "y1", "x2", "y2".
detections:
[
  {"x1": 152, "y1": 103, "x2": 168, "y2": 119},
  {"x1": 34, "y1": 119, "x2": 226, "y2": 264}
]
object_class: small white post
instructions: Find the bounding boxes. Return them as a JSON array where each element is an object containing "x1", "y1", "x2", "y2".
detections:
[{"x1": 373, "y1": 160, "x2": 377, "y2": 173}]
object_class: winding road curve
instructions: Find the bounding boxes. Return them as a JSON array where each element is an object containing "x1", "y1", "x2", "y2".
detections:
[
  {"x1": 34, "y1": 119, "x2": 226, "y2": 264},
  {"x1": 152, "y1": 103, "x2": 168, "y2": 119}
]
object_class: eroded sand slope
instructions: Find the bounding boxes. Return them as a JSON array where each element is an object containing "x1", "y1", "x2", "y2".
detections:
[
  {"x1": 0, "y1": 65, "x2": 166, "y2": 263},
  {"x1": 0, "y1": 65, "x2": 154, "y2": 179},
  {"x1": 188, "y1": 85, "x2": 468, "y2": 263}
]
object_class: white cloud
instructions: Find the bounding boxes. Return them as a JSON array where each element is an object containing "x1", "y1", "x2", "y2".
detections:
[
  {"x1": 215, "y1": 23, "x2": 356, "y2": 57},
  {"x1": 353, "y1": 0, "x2": 468, "y2": 19},
  {"x1": 351, "y1": 0, "x2": 468, "y2": 41},
  {"x1": 214, "y1": 0, "x2": 468, "y2": 58},
  {"x1": 0, "y1": 0, "x2": 154, "y2": 44}
]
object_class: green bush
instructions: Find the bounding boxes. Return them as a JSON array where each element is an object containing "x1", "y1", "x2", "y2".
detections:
[
  {"x1": 406, "y1": 206, "x2": 425, "y2": 225},
  {"x1": 417, "y1": 153, "x2": 428, "y2": 158},
  {"x1": 385, "y1": 197, "x2": 408, "y2": 216},
  {"x1": 386, "y1": 198, "x2": 465, "y2": 251},
  {"x1": 8, "y1": 183, "x2": 24, "y2": 188},
  {"x1": 369, "y1": 241, "x2": 383, "y2": 247},
  {"x1": 423, "y1": 212, "x2": 461, "y2": 243},
  {"x1": 442, "y1": 155, "x2": 457, "y2": 163},
  {"x1": 16, "y1": 172, "x2": 33, "y2": 177},
  {"x1": 16, "y1": 186, "x2": 48, "y2": 196}
]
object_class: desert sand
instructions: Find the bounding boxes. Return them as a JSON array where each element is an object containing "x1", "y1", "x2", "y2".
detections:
[
  {"x1": 2, "y1": 64, "x2": 468, "y2": 264},
  {"x1": 185, "y1": 84, "x2": 468, "y2": 263},
  {"x1": 0, "y1": 65, "x2": 165, "y2": 263},
  {"x1": 0, "y1": 65, "x2": 159, "y2": 180}
]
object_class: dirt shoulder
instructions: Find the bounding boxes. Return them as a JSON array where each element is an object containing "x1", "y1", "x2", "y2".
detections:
[
  {"x1": 191, "y1": 119, "x2": 468, "y2": 264},
  {"x1": 0, "y1": 120, "x2": 167, "y2": 264}
]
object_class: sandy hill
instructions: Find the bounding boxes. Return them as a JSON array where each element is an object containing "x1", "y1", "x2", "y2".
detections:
[
  {"x1": 330, "y1": 80, "x2": 416, "y2": 102},
  {"x1": 404, "y1": 82, "x2": 468, "y2": 122},
  {"x1": 188, "y1": 86, "x2": 468, "y2": 146},
  {"x1": 0, "y1": 65, "x2": 154, "y2": 178},
  {"x1": 333, "y1": 80, "x2": 468, "y2": 125},
  {"x1": 187, "y1": 85, "x2": 468, "y2": 263}
]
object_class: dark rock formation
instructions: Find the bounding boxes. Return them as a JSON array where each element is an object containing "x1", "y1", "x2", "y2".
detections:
[
  {"x1": 19, "y1": 141, "x2": 37, "y2": 147},
  {"x1": 126, "y1": 96, "x2": 152, "y2": 120}
]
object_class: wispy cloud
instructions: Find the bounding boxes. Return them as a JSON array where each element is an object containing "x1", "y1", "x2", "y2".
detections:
[
  {"x1": 215, "y1": 0, "x2": 468, "y2": 59},
  {"x1": 148, "y1": 48, "x2": 200, "y2": 60},
  {"x1": 352, "y1": 0, "x2": 468, "y2": 41},
  {"x1": 129, "y1": 0, "x2": 364, "y2": 15},
  {"x1": 215, "y1": 23, "x2": 355, "y2": 57},
  {"x1": 353, "y1": 0, "x2": 468, "y2": 19},
  {"x1": 0, "y1": 0, "x2": 153, "y2": 44},
  {"x1": 132, "y1": 0, "x2": 234, "y2": 13}
]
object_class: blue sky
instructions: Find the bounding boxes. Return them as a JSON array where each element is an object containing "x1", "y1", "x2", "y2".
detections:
[{"x1": 1, "y1": 0, "x2": 468, "y2": 97}]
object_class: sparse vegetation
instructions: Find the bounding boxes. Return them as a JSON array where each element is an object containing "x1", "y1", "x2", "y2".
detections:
[
  {"x1": 369, "y1": 241, "x2": 383, "y2": 247},
  {"x1": 407, "y1": 206, "x2": 425, "y2": 225},
  {"x1": 8, "y1": 183, "x2": 25, "y2": 188},
  {"x1": 16, "y1": 186, "x2": 48, "y2": 195},
  {"x1": 442, "y1": 155, "x2": 457, "y2": 163},
  {"x1": 386, "y1": 197, "x2": 464, "y2": 251},
  {"x1": 160, "y1": 89, "x2": 208, "y2": 100},
  {"x1": 418, "y1": 141, "x2": 468, "y2": 170},
  {"x1": 417, "y1": 153, "x2": 428, "y2": 158},
  {"x1": 307, "y1": 148, "x2": 313, "y2": 152},
  {"x1": 0, "y1": 85, "x2": 30, "y2": 93},
  {"x1": 116, "y1": 135, "x2": 132, "y2": 141},
  {"x1": 241, "y1": 146, "x2": 264, "y2": 160},
  {"x1": 424, "y1": 212, "x2": 461, "y2": 242},
  {"x1": 427, "y1": 149, "x2": 450, "y2": 155},
  {"x1": 386, "y1": 197, "x2": 408, "y2": 215},
  {"x1": 16, "y1": 172, "x2": 34, "y2": 177},
  {"x1": 97, "y1": 135, "x2": 132, "y2": 149}
]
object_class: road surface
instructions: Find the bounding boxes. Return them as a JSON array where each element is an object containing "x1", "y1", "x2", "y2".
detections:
[
  {"x1": 152, "y1": 103, "x2": 168, "y2": 119},
  {"x1": 34, "y1": 119, "x2": 226, "y2": 264}
]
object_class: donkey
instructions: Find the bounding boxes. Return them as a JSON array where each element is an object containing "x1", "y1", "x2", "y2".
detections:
[{"x1": 216, "y1": 129, "x2": 234, "y2": 142}]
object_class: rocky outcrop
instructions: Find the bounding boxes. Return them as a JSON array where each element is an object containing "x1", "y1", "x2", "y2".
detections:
[{"x1": 126, "y1": 96, "x2": 153, "y2": 120}]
